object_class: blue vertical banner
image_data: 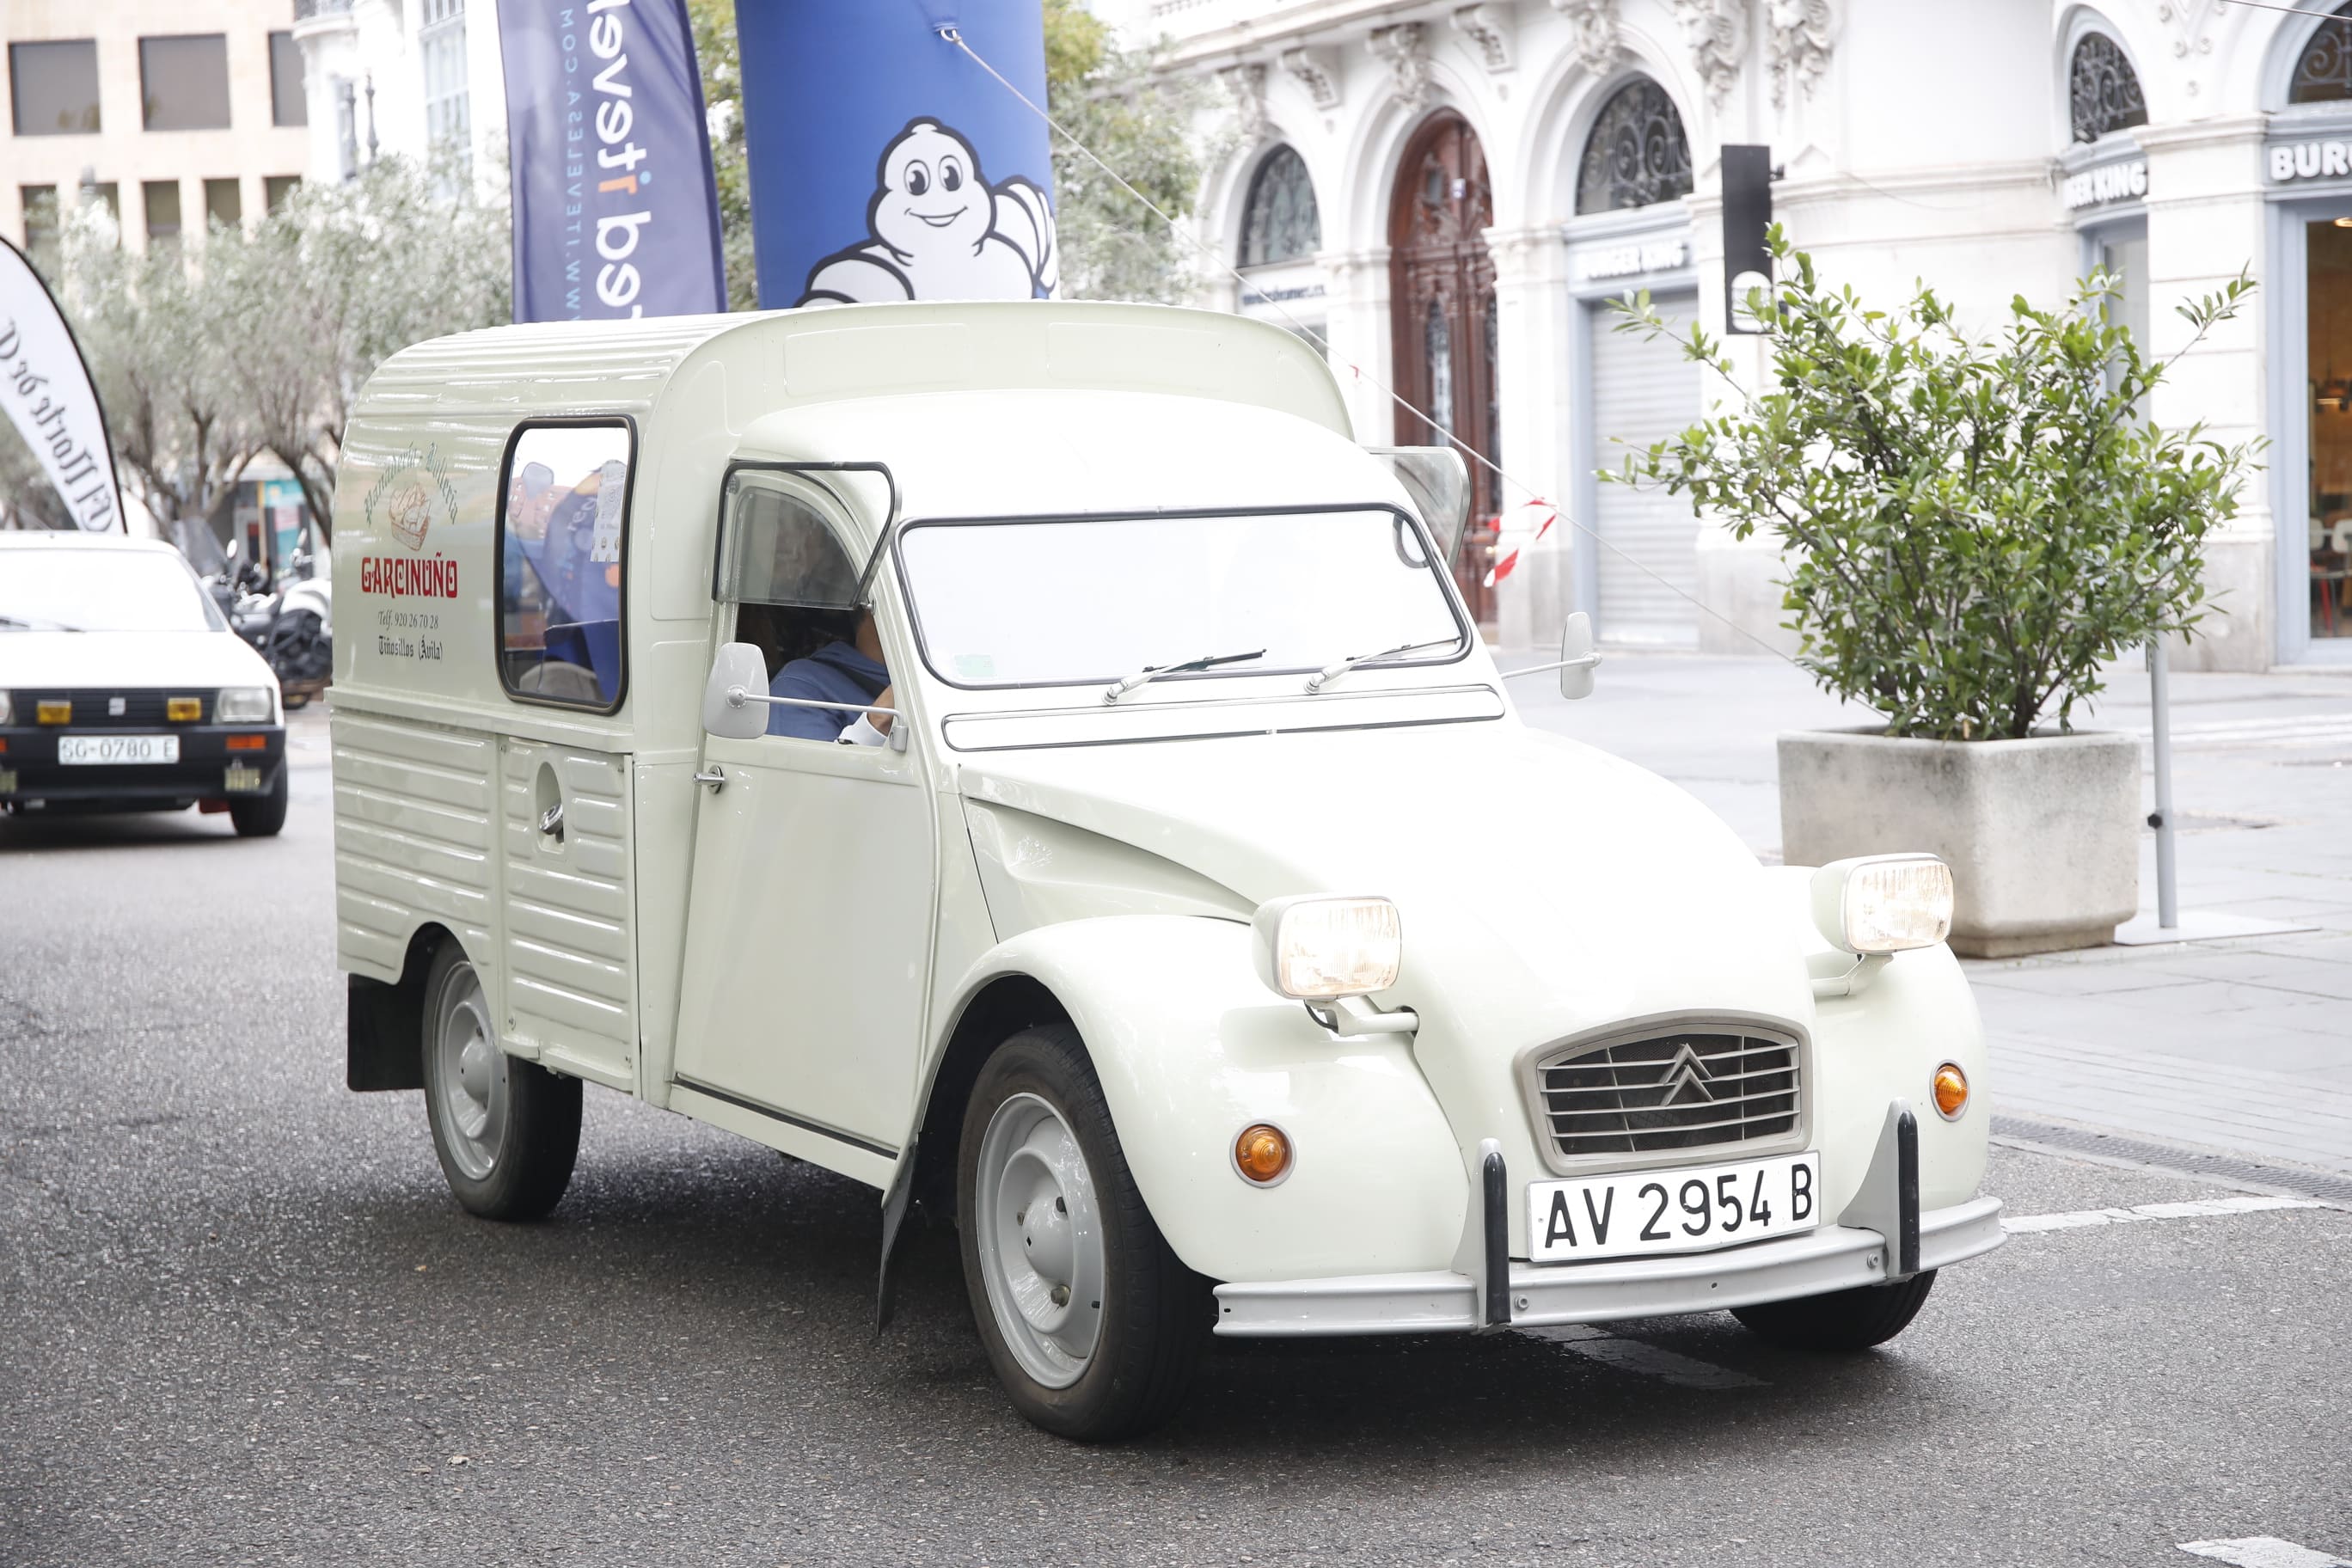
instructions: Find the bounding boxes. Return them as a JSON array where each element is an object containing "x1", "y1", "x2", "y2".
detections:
[
  {"x1": 735, "y1": 0, "x2": 1058, "y2": 309},
  {"x1": 497, "y1": 0, "x2": 727, "y2": 322}
]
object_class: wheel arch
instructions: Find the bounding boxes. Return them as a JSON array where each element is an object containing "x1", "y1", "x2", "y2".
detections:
[{"x1": 345, "y1": 921, "x2": 458, "y2": 1093}]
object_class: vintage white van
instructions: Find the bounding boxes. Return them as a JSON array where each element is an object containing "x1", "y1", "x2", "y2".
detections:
[{"x1": 329, "y1": 302, "x2": 2001, "y2": 1440}]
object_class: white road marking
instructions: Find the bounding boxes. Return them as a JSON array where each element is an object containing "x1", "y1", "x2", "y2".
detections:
[
  {"x1": 2003, "y1": 1195, "x2": 2325, "y2": 1234},
  {"x1": 2179, "y1": 1537, "x2": 2352, "y2": 1567},
  {"x1": 1517, "y1": 1324, "x2": 1766, "y2": 1389}
]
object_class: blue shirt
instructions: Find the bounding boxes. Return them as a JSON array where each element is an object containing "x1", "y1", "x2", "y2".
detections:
[{"x1": 767, "y1": 640, "x2": 888, "y2": 740}]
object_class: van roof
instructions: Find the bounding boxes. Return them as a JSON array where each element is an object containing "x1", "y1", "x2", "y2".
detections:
[{"x1": 352, "y1": 300, "x2": 1353, "y2": 438}]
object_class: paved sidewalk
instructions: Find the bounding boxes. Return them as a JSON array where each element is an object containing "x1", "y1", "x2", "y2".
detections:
[{"x1": 1510, "y1": 650, "x2": 2352, "y2": 1181}]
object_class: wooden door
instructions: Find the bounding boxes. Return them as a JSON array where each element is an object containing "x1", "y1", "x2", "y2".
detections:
[{"x1": 1389, "y1": 112, "x2": 1499, "y2": 625}]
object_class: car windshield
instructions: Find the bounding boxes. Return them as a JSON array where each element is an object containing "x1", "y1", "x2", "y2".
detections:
[
  {"x1": 0, "y1": 548, "x2": 221, "y2": 633},
  {"x1": 897, "y1": 507, "x2": 1466, "y2": 689}
]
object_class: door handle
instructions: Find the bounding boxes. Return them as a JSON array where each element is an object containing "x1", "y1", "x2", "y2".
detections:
[{"x1": 694, "y1": 767, "x2": 726, "y2": 793}]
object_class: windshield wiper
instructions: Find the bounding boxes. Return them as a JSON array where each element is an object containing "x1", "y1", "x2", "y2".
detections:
[
  {"x1": 1304, "y1": 636, "x2": 1460, "y2": 693},
  {"x1": 0, "y1": 614, "x2": 83, "y2": 633},
  {"x1": 1102, "y1": 647, "x2": 1266, "y2": 704}
]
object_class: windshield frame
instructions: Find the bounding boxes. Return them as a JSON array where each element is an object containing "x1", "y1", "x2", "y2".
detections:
[{"x1": 891, "y1": 501, "x2": 1473, "y2": 695}]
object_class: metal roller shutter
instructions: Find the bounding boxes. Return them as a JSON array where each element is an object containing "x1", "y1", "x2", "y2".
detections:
[{"x1": 1590, "y1": 292, "x2": 1702, "y2": 645}]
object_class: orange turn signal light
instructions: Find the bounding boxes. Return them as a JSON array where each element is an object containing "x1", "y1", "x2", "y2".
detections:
[
  {"x1": 35, "y1": 701, "x2": 69, "y2": 725},
  {"x1": 225, "y1": 733, "x2": 267, "y2": 751},
  {"x1": 167, "y1": 696, "x2": 203, "y2": 722},
  {"x1": 1932, "y1": 1063, "x2": 1969, "y2": 1121},
  {"x1": 1233, "y1": 1124, "x2": 1293, "y2": 1186}
]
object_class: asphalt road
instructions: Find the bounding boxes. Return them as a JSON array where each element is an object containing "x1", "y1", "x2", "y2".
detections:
[{"x1": 3, "y1": 722, "x2": 2349, "y2": 1567}]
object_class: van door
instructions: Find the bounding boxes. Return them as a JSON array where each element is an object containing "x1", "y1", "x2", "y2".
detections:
[
  {"x1": 498, "y1": 738, "x2": 640, "y2": 1090},
  {"x1": 670, "y1": 727, "x2": 936, "y2": 1159},
  {"x1": 668, "y1": 467, "x2": 938, "y2": 1165}
]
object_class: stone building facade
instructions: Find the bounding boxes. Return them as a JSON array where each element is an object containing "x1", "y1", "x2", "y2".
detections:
[{"x1": 1106, "y1": 0, "x2": 2352, "y2": 669}]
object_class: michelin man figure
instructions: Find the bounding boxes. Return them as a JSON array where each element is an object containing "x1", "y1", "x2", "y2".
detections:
[{"x1": 796, "y1": 119, "x2": 1059, "y2": 306}]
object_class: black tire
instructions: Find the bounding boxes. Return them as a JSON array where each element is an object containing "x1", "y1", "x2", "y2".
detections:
[
  {"x1": 229, "y1": 768, "x2": 289, "y2": 837},
  {"x1": 1731, "y1": 1270, "x2": 1937, "y2": 1351},
  {"x1": 420, "y1": 940, "x2": 580, "y2": 1221},
  {"x1": 957, "y1": 1025, "x2": 1207, "y2": 1442}
]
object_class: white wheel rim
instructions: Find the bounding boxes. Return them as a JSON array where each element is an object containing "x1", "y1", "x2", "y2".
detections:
[
  {"x1": 429, "y1": 960, "x2": 506, "y2": 1182},
  {"x1": 974, "y1": 1092, "x2": 1106, "y2": 1390}
]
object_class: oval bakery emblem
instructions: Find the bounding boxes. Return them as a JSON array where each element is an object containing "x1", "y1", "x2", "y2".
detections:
[{"x1": 358, "y1": 443, "x2": 462, "y2": 603}]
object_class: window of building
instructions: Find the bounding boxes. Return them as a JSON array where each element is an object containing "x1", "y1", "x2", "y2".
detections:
[
  {"x1": 204, "y1": 178, "x2": 242, "y2": 230},
  {"x1": 86, "y1": 181, "x2": 119, "y2": 228},
  {"x1": 2291, "y1": 8, "x2": 2352, "y2": 103},
  {"x1": 268, "y1": 32, "x2": 307, "y2": 127},
  {"x1": 9, "y1": 40, "x2": 101, "y2": 136},
  {"x1": 1240, "y1": 144, "x2": 1320, "y2": 267},
  {"x1": 20, "y1": 187, "x2": 59, "y2": 276},
  {"x1": 140, "y1": 35, "x2": 232, "y2": 132},
  {"x1": 1575, "y1": 77, "x2": 1694, "y2": 216},
  {"x1": 499, "y1": 421, "x2": 634, "y2": 708},
  {"x1": 144, "y1": 180, "x2": 182, "y2": 248},
  {"x1": 420, "y1": 0, "x2": 472, "y2": 179},
  {"x1": 335, "y1": 80, "x2": 358, "y2": 180},
  {"x1": 2069, "y1": 34, "x2": 2147, "y2": 143},
  {"x1": 265, "y1": 175, "x2": 300, "y2": 213}
]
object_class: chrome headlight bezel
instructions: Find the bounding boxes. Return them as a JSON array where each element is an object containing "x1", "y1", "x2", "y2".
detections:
[
  {"x1": 215, "y1": 686, "x2": 277, "y2": 725},
  {"x1": 1250, "y1": 894, "x2": 1404, "y2": 1001},
  {"x1": 1810, "y1": 854, "x2": 1954, "y2": 955}
]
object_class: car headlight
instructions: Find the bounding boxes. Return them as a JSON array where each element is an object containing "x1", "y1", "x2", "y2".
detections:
[
  {"x1": 216, "y1": 686, "x2": 275, "y2": 724},
  {"x1": 0, "y1": 691, "x2": 11, "y2": 725},
  {"x1": 1810, "y1": 854, "x2": 1953, "y2": 955},
  {"x1": 1251, "y1": 895, "x2": 1402, "y2": 1000}
]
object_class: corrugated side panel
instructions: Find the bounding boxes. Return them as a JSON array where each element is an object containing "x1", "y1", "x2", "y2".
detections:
[
  {"x1": 500, "y1": 741, "x2": 637, "y2": 1087},
  {"x1": 331, "y1": 712, "x2": 497, "y2": 983}
]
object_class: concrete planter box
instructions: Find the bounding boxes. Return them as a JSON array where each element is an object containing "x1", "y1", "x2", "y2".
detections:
[{"x1": 1779, "y1": 730, "x2": 2140, "y2": 959}]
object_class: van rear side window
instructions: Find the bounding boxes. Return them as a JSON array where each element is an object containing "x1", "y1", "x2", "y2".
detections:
[{"x1": 498, "y1": 421, "x2": 633, "y2": 708}]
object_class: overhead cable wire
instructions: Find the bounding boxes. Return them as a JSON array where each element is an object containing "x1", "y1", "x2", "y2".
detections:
[{"x1": 935, "y1": 23, "x2": 1803, "y2": 666}]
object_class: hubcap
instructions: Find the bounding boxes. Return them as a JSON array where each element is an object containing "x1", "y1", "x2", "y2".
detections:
[
  {"x1": 429, "y1": 959, "x2": 506, "y2": 1181},
  {"x1": 973, "y1": 1092, "x2": 1106, "y2": 1389}
]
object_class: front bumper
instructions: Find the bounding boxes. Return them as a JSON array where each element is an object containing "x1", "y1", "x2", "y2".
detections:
[
  {"x1": 0, "y1": 726, "x2": 285, "y2": 805},
  {"x1": 1212, "y1": 1194, "x2": 2005, "y2": 1337}
]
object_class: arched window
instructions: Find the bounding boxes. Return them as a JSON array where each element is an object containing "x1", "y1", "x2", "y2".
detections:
[
  {"x1": 1575, "y1": 77, "x2": 1693, "y2": 216},
  {"x1": 1240, "y1": 144, "x2": 1320, "y2": 267},
  {"x1": 2069, "y1": 33, "x2": 2147, "y2": 143},
  {"x1": 2290, "y1": 5, "x2": 2352, "y2": 103}
]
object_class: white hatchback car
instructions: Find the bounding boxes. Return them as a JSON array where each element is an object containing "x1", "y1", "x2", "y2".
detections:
[{"x1": 0, "y1": 532, "x2": 288, "y2": 835}]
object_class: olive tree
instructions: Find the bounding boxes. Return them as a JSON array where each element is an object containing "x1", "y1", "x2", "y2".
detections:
[{"x1": 1608, "y1": 232, "x2": 2260, "y2": 740}]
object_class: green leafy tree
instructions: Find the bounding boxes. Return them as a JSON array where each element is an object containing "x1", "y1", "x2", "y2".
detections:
[
  {"x1": 1044, "y1": 0, "x2": 1217, "y2": 303},
  {"x1": 686, "y1": 0, "x2": 758, "y2": 311},
  {"x1": 1608, "y1": 232, "x2": 2259, "y2": 740},
  {"x1": 205, "y1": 155, "x2": 510, "y2": 541}
]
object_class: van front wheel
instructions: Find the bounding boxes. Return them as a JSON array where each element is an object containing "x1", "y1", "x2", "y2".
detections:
[
  {"x1": 1731, "y1": 1270, "x2": 1937, "y2": 1351},
  {"x1": 957, "y1": 1025, "x2": 1204, "y2": 1441},
  {"x1": 420, "y1": 940, "x2": 580, "y2": 1221}
]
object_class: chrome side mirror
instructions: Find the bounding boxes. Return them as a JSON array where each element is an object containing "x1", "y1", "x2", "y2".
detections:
[
  {"x1": 701, "y1": 641, "x2": 771, "y2": 740},
  {"x1": 1558, "y1": 612, "x2": 1601, "y2": 701}
]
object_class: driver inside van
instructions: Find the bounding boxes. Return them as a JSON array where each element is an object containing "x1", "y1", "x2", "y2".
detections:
[{"x1": 766, "y1": 608, "x2": 896, "y2": 745}]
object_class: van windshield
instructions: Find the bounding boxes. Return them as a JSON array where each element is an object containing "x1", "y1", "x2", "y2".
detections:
[
  {"x1": 0, "y1": 548, "x2": 223, "y2": 634},
  {"x1": 896, "y1": 507, "x2": 1467, "y2": 689}
]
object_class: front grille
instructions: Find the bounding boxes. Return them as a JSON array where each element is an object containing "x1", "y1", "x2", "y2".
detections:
[
  {"x1": 1534, "y1": 1027, "x2": 1801, "y2": 1162},
  {"x1": 10, "y1": 689, "x2": 209, "y2": 728}
]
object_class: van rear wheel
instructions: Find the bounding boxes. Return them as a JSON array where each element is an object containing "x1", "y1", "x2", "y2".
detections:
[
  {"x1": 957, "y1": 1025, "x2": 1205, "y2": 1442},
  {"x1": 420, "y1": 940, "x2": 580, "y2": 1221}
]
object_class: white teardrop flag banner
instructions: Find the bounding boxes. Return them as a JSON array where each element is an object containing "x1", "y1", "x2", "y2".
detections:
[{"x1": 0, "y1": 236, "x2": 124, "y2": 532}]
